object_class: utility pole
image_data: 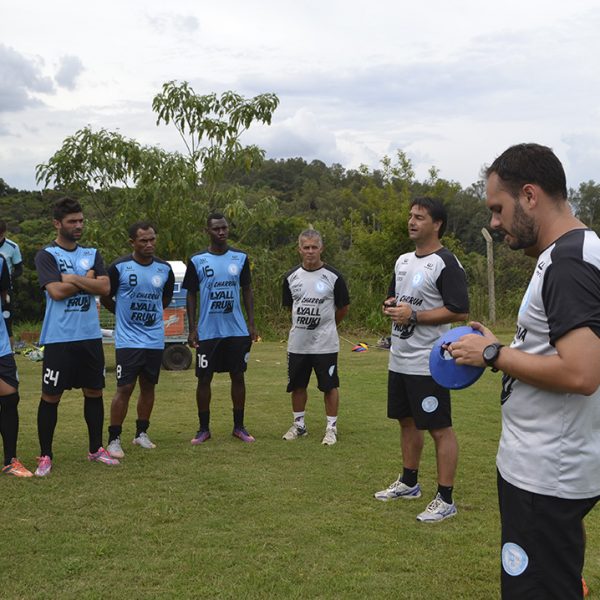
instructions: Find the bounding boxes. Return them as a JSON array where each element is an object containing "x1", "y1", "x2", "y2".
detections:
[{"x1": 481, "y1": 228, "x2": 496, "y2": 323}]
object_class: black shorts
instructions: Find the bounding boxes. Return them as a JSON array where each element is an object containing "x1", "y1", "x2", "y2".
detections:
[
  {"x1": 0, "y1": 354, "x2": 19, "y2": 390},
  {"x1": 387, "y1": 371, "x2": 451, "y2": 430},
  {"x1": 42, "y1": 339, "x2": 105, "y2": 395},
  {"x1": 287, "y1": 352, "x2": 339, "y2": 393},
  {"x1": 195, "y1": 336, "x2": 251, "y2": 378},
  {"x1": 115, "y1": 348, "x2": 163, "y2": 387},
  {"x1": 497, "y1": 471, "x2": 599, "y2": 599}
]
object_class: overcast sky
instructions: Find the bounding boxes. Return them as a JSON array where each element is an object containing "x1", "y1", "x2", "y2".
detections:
[{"x1": 2, "y1": 1, "x2": 600, "y2": 191}]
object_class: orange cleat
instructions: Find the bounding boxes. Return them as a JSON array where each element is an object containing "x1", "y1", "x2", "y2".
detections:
[
  {"x1": 1, "y1": 458, "x2": 34, "y2": 477},
  {"x1": 583, "y1": 577, "x2": 589, "y2": 598}
]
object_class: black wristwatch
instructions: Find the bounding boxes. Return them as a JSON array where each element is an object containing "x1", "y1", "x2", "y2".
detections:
[
  {"x1": 408, "y1": 310, "x2": 418, "y2": 325},
  {"x1": 482, "y1": 343, "x2": 504, "y2": 372}
]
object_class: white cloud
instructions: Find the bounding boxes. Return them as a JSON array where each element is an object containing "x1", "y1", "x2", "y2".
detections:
[
  {"x1": 55, "y1": 55, "x2": 84, "y2": 90},
  {"x1": 1, "y1": 0, "x2": 600, "y2": 190}
]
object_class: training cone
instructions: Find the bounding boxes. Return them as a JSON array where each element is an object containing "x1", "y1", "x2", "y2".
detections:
[{"x1": 429, "y1": 326, "x2": 485, "y2": 390}]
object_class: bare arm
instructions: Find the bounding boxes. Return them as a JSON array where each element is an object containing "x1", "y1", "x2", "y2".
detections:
[
  {"x1": 450, "y1": 322, "x2": 600, "y2": 396},
  {"x1": 186, "y1": 291, "x2": 198, "y2": 348},
  {"x1": 335, "y1": 304, "x2": 349, "y2": 325},
  {"x1": 384, "y1": 301, "x2": 467, "y2": 326},
  {"x1": 61, "y1": 272, "x2": 110, "y2": 296},
  {"x1": 242, "y1": 285, "x2": 257, "y2": 341},
  {"x1": 100, "y1": 294, "x2": 116, "y2": 314}
]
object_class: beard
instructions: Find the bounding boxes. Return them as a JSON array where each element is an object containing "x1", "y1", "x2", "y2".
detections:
[{"x1": 506, "y1": 200, "x2": 537, "y2": 251}]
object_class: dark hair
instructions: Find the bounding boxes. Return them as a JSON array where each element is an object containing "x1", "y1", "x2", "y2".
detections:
[
  {"x1": 410, "y1": 197, "x2": 447, "y2": 238},
  {"x1": 486, "y1": 143, "x2": 567, "y2": 200},
  {"x1": 0, "y1": 220, "x2": 6, "y2": 234},
  {"x1": 206, "y1": 212, "x2": 226, "y2": 228},
  {"x1": 53, "y1": 197, "x2": 83, "y2": 221},
  {"x1": 128, "y1": 221, "x2": 156, "y2": 240}
]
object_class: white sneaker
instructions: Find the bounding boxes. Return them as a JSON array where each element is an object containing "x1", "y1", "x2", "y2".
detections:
[
  {"x1": 374, "y1": 476, "x2": 422, "y2": 501},
  {"x1": 416, "y1": 493, "x2": 457, "y2": 522},
  {"x1": 282, "y1": 422, "x2": 307, "y2": 440},
  {"x1": 107, "y1": 437, "x2": 125, "y2": 459},
  {"x1": 321, "y1": 427, "x2": 337, "y2": 446},
  {"x1": 132, "y1": 432, "x2": 156, "y2": 449}
]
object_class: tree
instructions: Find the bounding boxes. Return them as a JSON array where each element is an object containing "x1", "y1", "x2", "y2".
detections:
[
  {"x1": 570, "y1": 180, "x2": 600, "y2": 231},
  {"x1": 35, "y1": 82, "x2": 280, "y2": 259},
  {"x1": 152, "y1": 81, "x2": 279, "y2": 199}
]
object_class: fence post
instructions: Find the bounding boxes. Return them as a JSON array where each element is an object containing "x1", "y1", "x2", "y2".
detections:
[{"x1": 481, "y1": 228, "x2": 496, "y2": 324}]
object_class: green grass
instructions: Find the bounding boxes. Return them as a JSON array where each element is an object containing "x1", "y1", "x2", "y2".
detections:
[{"x1": 2, "y1": 338, "x2": 599, "y2": 599}]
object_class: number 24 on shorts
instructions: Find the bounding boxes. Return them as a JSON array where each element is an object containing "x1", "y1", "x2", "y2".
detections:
[{"x1": 43, "y1": 368, "x2": 60, "y2": 387}]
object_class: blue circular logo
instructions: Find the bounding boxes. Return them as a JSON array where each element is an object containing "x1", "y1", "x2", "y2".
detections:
[
  {"x1": 422, "y1": 396, "x2": 438, "y2": 413},
  {"x1": 502, "y1": 543, "x2": 529, "y2": 576},
  {"x1": 412, "y1": 272, "x2": 424, "y2": 287}
]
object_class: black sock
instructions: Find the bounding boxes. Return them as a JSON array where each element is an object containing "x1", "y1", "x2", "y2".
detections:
[
  {"x1": 108, "y1": 425, "x2": 122, "y2": 443},
  {"x1": 84, "y1": 396, "x2": 104, "y2": 454},
  {"x1": 38, "y1": 398, "x2": 58, "y2": 459},
  {"x1": 0, "y1": 393, "x2": 20, "y2": 466},
  {"x1": 233, "y1": 409, "x2": 244, "y2": 429},
  {"x1": 199, "y1": 410, "x2": 210, "y2": 431},
  {"x1": 135, "y1": 419, "x2": 149, "y2": 437},
  {"x1": 438, "y1": 484, "x2": 454, "y2": 504},
  {"x1": 402, "y1": 468, "x2": 419, "y2": 488}
]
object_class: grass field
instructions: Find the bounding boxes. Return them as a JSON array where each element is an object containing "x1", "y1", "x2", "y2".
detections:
[{"x1": 1, "y1": 337, "x2": 598, "y2": 599}]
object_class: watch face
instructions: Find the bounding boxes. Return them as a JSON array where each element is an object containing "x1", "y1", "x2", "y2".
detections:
[{"x1": 484, "y1": 344, "x2": 498, "y2": 362}]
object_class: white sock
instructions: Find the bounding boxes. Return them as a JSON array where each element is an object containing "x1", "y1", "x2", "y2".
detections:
[
  {"x1": 326, "y1": 416, "x2": 337, "y2": 430},
  {"x1": 293, "y1": 411, "x2": 305, "y2": 427}
]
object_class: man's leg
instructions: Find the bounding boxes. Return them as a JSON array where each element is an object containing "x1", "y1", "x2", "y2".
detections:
[
  {"x1": 322, "y1": 388, "x2": 339, "y2": 445},
  {"x1": 133, "y1": 375, "x2": 156, "y2": 445},
  {"x1": 429, "y1": 426, "x2": 458, "y2": 501},
  {"x1": 107, "y1": 382, "x2": 135, "y2": 457},
  {"x1": 231, "y1": 371, "x2": 255, "y2": 442},
  {"x1": 0, "y1": 379, "x2": 19, "y2": 467},
  {"x1": 82, "y1": 387, "x2": 105, "y2": 455},
  {"x1": 190, "y1": 374, "x2": 213, "y2": 444},
  {"x1": 38, "y1": 392, "x2": 62, "y2": 460}
]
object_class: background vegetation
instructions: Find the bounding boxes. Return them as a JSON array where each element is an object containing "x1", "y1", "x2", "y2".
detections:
[{"x1": 2, "y1": 80, "x2": 600, "y2": 338}]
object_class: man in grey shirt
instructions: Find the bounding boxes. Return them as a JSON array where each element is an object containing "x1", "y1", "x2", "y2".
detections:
[
  {"x1": 450, "y1": 143, "x2": 600, "y2": 599},
  {"x1": 282, "y1": 229, "x2": 350, "y2": 446}
]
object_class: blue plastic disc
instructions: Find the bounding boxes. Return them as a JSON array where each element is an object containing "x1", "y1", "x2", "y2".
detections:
[{"x1": 429, "y1": 326, "x2": 485, "y2": 390}]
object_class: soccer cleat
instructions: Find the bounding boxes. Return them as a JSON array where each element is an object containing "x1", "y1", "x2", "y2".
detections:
[
  {"x1": 191, "y1": 430, "x2": 211, "y2": 445},
  {"x1": 88, "y1": 447, "x2": 120, "y2": 466},
  {"x1": 282, "y1": 423, "x2": 307, "y2": 440},
  {"x1": 374, "y1": 476, "x2": 422, "y2": 501},
  {"x1": 232, "y1": 427, "x2": 256, "y2": 443},
  {"x1": 132, "y1": 432, "x2": 156, "y2": 449},
  {"x1": 416, "y1": 493, "x2": 457, "y2": 522},
  {"x1": 583, "y1": 577, "x2": 589, "y2": 598},
  {"x1": 107, "y1": 437, "x2": 125, "y2": 459},
  {"x1": 35, "y1": 455, "x2": 53, "y2": 477},
  {"x1": 321, "y1": 427, "x2": 337, "y2": 446},
  {"x1": 1, "y1": 458, "x2": 34, "y2": 478}
]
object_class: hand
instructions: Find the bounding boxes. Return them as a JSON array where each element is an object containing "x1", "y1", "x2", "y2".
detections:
[
  {"x1": 248, "y1": 325, "x2": 258, "y2": 342},
  {"x1": 383, "y1": 301, "x2": 412, "y2": 325},
  {"x1": 85, "y1": 269, "x2": 96, "y2": 279},
  {"x1": 187, "y1": 330, "x2": 198, "y2": 348},
  {"x1": 447, "y1": 321, "x2": 499, "y2": 367}
]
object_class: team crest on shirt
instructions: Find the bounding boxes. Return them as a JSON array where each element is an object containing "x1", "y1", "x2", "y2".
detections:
[
  {"x1": 228, "y1": 264, "x2": 239, "y2": 275},
  {"x1": 412, "y1": 272, "x2": 424, "y2": 287},
  {"x1": 79, "y1": 258, "x2": 91, "y2": 270},
  {"x1": 316, "y1": 281, "x2": 327, "y2": 293},
  {"x1": 151, "y1": 275, "x2": 163, "y2": 287},
  {"x1": 502, "y1": 543, "x2": 529, "y2": 576}
]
